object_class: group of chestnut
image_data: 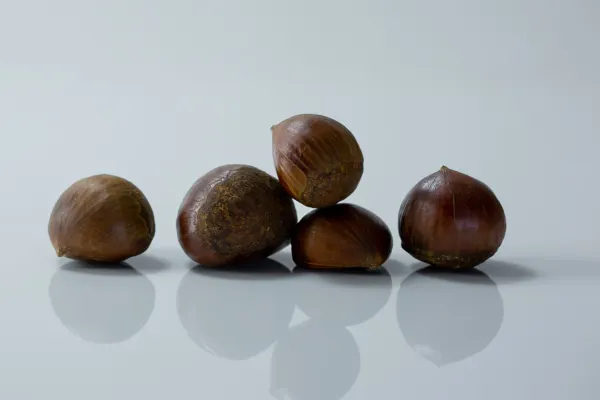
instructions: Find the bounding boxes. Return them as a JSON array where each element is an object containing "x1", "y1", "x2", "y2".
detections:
[{"x1": 49, "y1": 113, "x2": 507, "y2": 270}]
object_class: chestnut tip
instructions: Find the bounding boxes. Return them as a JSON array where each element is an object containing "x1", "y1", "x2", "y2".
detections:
[{"x1": 176, "y1": 164, "x2": 298, "y2": 267}]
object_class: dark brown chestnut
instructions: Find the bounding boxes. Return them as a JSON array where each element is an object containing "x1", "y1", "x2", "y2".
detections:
[
  {"x1": 398, "y1": 166, "x2": 506, "y2": 269},
  {"x1": 292, "y1": 204, "x2": 393, "y2": 270},
  {"x1": 177, "y1": 164, "x2": 298, "y2": 267},
  {"x1": 48, "y1": 174, "x2": 155, "y2": 263},
  {"x1": 272, "y1": 114, "x2": 364, "y2": 208}
]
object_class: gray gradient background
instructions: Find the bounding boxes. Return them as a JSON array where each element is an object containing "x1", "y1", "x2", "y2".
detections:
[{"x1": 1, "y1": 0, "x2": 599, "y2": 399}]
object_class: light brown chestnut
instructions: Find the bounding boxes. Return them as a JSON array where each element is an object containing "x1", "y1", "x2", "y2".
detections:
[
  {"x1": 48, "y1": 174, "x2": 155, "y2": 263},
  {"x1": 177, "y1": 164, "x2": 298, "y2": 267},
  {"x1": 272, "y1": 114, "x2": 364, "y2": 208},
  {"x1": 292, "y1": 204, "x2": 393, "y2": 270},
  {"x1": 398, "y1": 166, "x2": 506, "y2": 269}
]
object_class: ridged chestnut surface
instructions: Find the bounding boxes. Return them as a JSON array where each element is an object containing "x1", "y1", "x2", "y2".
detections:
[
  {"x1": 292, "y1": 204, "x2": 393, "y2": 269},
  {"x1": 272, "y1": 114, "x2": 364, "y2": 208},
  {"x1": 177, "y1": 165, "x2": 298, "y2": 267},
  {"x1": 48, "y1": 174, "x2": 155, "y2": 263},
  {"x1": 398, "y1": 166, "x2": 506, "y2": 269}
]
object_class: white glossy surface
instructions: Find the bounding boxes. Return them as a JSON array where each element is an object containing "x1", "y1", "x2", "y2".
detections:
[
  {"x1": 3, "y1": 249, "x2": 600, "y2": 400},
  {"x1": 1, "y1": 0, "x2": 600, "y2": 398}
]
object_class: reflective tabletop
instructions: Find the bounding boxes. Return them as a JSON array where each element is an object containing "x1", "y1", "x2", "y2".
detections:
[{"x1": 2, "y1": 244, "x2": 599, "y2": 400}]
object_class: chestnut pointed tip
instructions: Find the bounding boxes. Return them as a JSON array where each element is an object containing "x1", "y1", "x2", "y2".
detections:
[
  {"x1": 55, "y1": 248, "x2": 65, "y2": 257},
  {"x1": 364, "y1": 253, "x2": 389, "y2": 270},
  {"x1": 440, "y1": 165, "x2": 450, "y2": 172}
]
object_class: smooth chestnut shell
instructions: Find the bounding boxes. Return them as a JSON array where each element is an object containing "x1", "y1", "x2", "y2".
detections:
[
  {"x1": 398, "y1": 166, "x2": 506, "y2": 269},
  {"x1": 177, "y1": 164, "x2": 298, "y2": 267},
  {"x1": 48, "y1": 174, "x2": 155, "y2": 263},
  {"x1": 272, "y1": 114, "x2": 364, "y2": 208},
  {"x1": 292, "y1": 203, "x2": 393, "y2": 269}
]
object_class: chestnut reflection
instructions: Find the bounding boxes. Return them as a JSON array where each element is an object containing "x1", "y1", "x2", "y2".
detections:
[
  {"x1": 177, "y1": 259, "x2": 295, "y2": 360},
  {"x1": 271, "y1": 320, "x2": 360, "y2": 400},
  {"x1": 397, "y1": 266, "x2": 504, "y2": 366},
  {"x1": 293, "y1": 266, "x2": 392, "y2": 326},
  {"x1": 49, "y1": 262, "x2": 155, "y2": 344}
]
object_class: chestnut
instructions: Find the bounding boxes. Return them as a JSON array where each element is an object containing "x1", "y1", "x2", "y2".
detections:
[
  {"x1": 48, "y1": 174, "x2": 155, "y2": 263},
  {"x1": 292, "y1": 204, "x2": 393, "y2": 270},
  {"x1": 398, "y1": 166, "x2": 506, "y2": 269},
  {"x1": 49, "y1": 261, "x2": 156, "y2": 344},
  {"x1": 271, "y1": 114, "x2": 364, "y2": 208},
  {"x1": 177, "y1": 164, "x2": 298, "y2": 267}
]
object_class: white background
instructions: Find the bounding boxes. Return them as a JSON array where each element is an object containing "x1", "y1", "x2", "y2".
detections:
[
  {"x1": 2, "y1": 0, "x2": 598, "y2": 257},
  {"x1": 1, "y1": 1, "x2": 599, "y2": 399}
]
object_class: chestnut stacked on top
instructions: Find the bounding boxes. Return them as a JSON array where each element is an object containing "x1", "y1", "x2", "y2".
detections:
[
  {"x1": 271, "y1": 114, "x2": 393, "y2": 270},
  {"x1": 177, "y1": 114, "x2": 393, "y2": 269},
  {"x1": 48, "y1": 113, "x2": 506, "y2": 270}
]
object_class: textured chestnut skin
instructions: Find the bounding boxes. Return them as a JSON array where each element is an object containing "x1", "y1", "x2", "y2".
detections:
[
  {"x1": 48, "y1": 174, "x2": 155, "y2": 263},
  {"x1": 177, "y1": 165, "x2": 298, "y2": 267},
  {"x1": 292, "y1": 204, "x2": 393, "y2": 270},
  {"x1": 272, "y1": 114, "x2": 364, "y2": 208},
  {"x1": 398, "y1": 166, "x2": 506, "y2": 269}
]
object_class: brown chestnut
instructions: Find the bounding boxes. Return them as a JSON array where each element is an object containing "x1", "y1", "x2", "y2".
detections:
[
  {"x1": 48, "y1": 174, "x2": 155, "y2": 263},
  {"x1": 292, "y1": 204, "x2": 393, "y2": 270},
  {"x1": 177, "y1": 164, "x2": 298, "y2": 267},
  {"x1": 398, "y1": 166, "x2": 506, "y2": 269},
  {"x1": 271, "y1": 114, "x2": 364, "y2": 208}
]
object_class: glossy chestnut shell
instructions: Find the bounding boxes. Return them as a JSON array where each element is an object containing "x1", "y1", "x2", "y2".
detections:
[
  {"x1": 272, "y1": 114, "x2": 364, "y2": 208},
  {"x1": 177, "y1": 164, "x2": 298, "y2": 267},
  {"x1": 292, "y1": 203, "x2": 393, "y2": 270},
  {"x1": 398, "y1": 166, "x2": 506, "y2": 269},
  {"x1": 48, "y1": 174, "x2": 155, "y2": 263}
]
